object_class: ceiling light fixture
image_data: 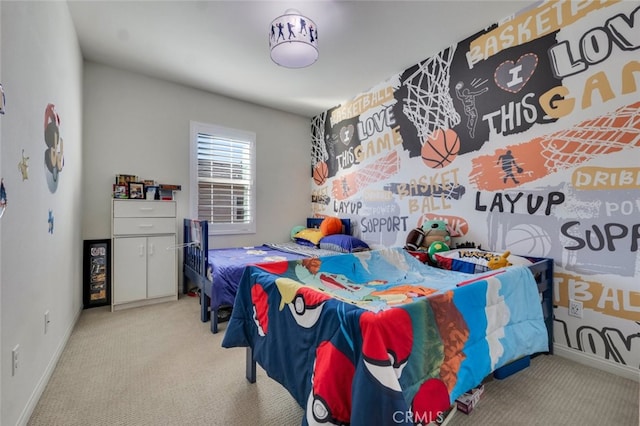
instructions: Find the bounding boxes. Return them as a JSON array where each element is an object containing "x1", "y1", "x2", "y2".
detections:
[{"x1": 269, "y1": 9, "x2": 318, "y2": 68}]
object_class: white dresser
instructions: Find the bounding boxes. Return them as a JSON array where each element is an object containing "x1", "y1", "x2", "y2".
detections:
[{"x1": 111, "y1": 199, "x2": 177, "y2": 311}]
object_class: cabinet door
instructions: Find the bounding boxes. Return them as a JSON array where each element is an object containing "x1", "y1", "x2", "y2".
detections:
[
  {"x1": 113, "y1": 237, "x2": 147, "y2": 304},
  {"x1": 146, "y1": 235, "x2": 176, "y2": 299}
]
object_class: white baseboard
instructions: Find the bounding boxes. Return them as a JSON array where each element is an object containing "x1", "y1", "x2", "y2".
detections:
[
  {"x1": 554, "y1": 344, "x2": 640, "y2": 382},
  {"x1": 16, "y1": 307, "x2": 83, "y2": 426}
]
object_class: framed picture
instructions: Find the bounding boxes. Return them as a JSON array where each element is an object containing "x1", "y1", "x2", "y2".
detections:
[
  {"x1": 128, "y1": 182, "x2": 145, "y2": 199},
  {"x1": 83, "y1": 239, "x2": 111, "y2": 308},
  {"x1": 145, "y1": 185, "x2": 159, "y2": 200},
  {"x1": 115, "y1": 174, "x2": 138, "y2": 186},
  {"x1": 113, "y1": 184, "x2": 128, "y2": 199}
]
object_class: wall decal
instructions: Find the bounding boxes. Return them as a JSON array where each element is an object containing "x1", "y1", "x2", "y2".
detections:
[
  {"x1": 18, "y1": 149, "x2": 30, "y2": 180},
  {"x1": 331, "y1": 151, "x2": 399, "y2": 201},
  {"x1": 0, "y1": 83, "x2": 5, "y2": 115},
  {"x1": 0, "y1": 179, "x2": 7, "y2": 219},
  {"x1": 454, "y1": 79, "x2": 488, "y2": 138},
  {"x1": 402, "y1": 48, "x2": 461, "y2": 147},
  {"x1": 43, "y1": 103, "x2": 64, "y2": 192},
  {"x1": 421, "y1": 129, "x2": 460, "y2": 168},
  {"x1": 470, "y1": 101, "x2": 640, "y2": 190},
  {"x1": 48, "y1": 209, "x2": 54, "y2": 234},
  {"x1": 494, "y1": 53, "x2": 538, "y2": 93}
]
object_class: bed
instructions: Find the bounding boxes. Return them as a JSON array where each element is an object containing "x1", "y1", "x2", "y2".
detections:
[
  {"x1": 221, "y1": 247, "x2": 554, "y2": 425},
  {"x1": 182, "y1": 217, "x2": 354, "y2": 333}
]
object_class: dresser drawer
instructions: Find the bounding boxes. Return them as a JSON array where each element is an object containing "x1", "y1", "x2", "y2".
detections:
[
  {"x1": 113, "y1": 217, "x2": 176, "y2": 235},
  {"x1": 113, "y1": 200, "x2": 176, "y2": 218}
]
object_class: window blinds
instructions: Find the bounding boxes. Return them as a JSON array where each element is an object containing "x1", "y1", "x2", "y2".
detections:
[{"x1": 197, "y1": 133, "x2": 253, "y2": 225}]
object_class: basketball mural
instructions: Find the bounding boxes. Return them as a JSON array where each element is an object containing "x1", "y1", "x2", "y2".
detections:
[
  {"x1": 310, "y1": 2, "x2": 640, "y2": 374},
  {"x1": 421, "y1": 129, "x2": 460, "y2": 168}
]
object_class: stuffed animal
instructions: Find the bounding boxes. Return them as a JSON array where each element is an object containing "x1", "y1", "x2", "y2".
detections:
[
  {"x1": 487, "y1": 251, "x2": 513, "y2": 270},
  {"x1": 420, "y1": 219, "x2": 451, "y2": 248}
]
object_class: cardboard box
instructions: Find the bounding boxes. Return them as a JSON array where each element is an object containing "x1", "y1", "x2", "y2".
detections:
[{"x1": 455, "y1": 384, "x2": 485, "y2": 414}]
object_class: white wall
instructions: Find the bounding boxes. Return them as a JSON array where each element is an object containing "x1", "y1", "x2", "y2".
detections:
[
  {"x1": 0, "y1": 2, "x2": 84, "y2": 426},
  {"x1": 81, "y1": 62, "x2": 313, "y2": 250},
  {"x1": 0, "y1": 1, "x2": 4, "y2": 417}
]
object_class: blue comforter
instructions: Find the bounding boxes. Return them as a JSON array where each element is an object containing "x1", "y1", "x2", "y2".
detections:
[{"x1": 222, "y1": 247, "x2": 548, "y2": 425}]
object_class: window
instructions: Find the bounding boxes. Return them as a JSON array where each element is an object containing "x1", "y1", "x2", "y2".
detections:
[{"x1": 190, "y1": 121, "x2": 256, "y2": 235}]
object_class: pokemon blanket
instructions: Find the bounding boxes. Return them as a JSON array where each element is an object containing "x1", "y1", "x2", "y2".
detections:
[{"x1": 222, "y1": 247, "x2": 548, "y2": 425}]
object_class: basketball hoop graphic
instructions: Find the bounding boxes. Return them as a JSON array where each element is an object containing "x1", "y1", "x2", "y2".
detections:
[
  {"x1": 311, "y1": 112, "x2": 330, "y2": 185},
  {"x1": 402, "y1": 46, "x2": 461, "y2": 146}
]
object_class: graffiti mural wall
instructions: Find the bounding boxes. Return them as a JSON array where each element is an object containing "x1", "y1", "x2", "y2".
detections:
[{"x1": 310, "y1": 1, "x2": 640, "y2": 371}]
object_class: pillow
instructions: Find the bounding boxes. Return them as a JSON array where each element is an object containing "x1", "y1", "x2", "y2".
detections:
[
  {"x1": 434, "y1": 249, "x2": 532, "y2": 273},
  {"x1": 290, "y1": 225, "x2": 306, "y2": 241},
  {"x1": 294, "y1": 228, "x2": 324, "y2": 246},
  {"x1": 319, "y1": 234, "x2": 370, "y2": 253},
  {"x1": 320, "y1": 216, "x2": 343, "y2": 236}
]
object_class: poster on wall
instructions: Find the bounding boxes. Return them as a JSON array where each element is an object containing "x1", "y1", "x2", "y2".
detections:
[{"x1": 83, "y1": 239, "x2": 111, "y2": 309}]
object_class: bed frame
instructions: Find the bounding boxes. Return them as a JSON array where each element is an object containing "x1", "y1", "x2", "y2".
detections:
[
  {"x1": 182, "y1": 217, "x2": 352, "y2": 334},
  {"x1": 182, "y1": 219, "x2": 211, "y2": 326},
  {"x1": 243, "y1": 255, "x2": 554, "y2": 383}
]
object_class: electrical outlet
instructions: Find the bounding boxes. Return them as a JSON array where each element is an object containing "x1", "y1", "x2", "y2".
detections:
[
  {"x1": 12, "y1": 345, "x2": 20, "y2": 376},
  {"x1": 568, "y1": 299, "x2": 583, "y2": 318},
  {"x1": 44, "y1": 310, "x2": 50, "y2": 334}
]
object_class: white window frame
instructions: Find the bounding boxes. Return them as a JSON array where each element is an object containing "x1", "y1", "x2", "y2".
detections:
[{"x1": 190, "y1": 121, "x2": 256, "y2": 235}]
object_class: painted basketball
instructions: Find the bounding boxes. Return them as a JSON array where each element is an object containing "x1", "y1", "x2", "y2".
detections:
[
  {"x1": 421, "y1": 128, "x2": 460, "y2": 168},
  {"x1": 313, "y1": 161, "x2": 329, "y2": 185},
  {"x1": 504, "y1": 224, "x2": 552, "y2": 256}
]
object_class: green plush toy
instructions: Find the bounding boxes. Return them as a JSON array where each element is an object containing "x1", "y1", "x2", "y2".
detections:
[{"x1": 420, "y1": 219, "x2": 451, "y2": 249}]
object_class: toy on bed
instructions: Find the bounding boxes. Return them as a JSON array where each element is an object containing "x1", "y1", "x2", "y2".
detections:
[
  {"x1": 434, "y1": 247, "x2": 534, "y2": 274},
  {"x1": 405, "y1": 219, "x2": 452, "y2": 264},
  {"x1": 405, "y1": 220, "x2": 451, "y2": 249},
  {"x1": 487, "y1": 250, "x2": 513, "y2": 270}
]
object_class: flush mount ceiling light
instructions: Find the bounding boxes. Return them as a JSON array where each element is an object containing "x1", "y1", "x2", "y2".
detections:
[{"x1": 269, "y1": 9, "x2": 318, "y2": 68}]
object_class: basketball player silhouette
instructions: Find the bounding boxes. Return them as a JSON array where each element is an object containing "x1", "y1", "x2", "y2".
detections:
[
  {"x1": 455, "y1": 81, "x2": 487, "y2": 139},
  {"x1": 497, "y1": 150, "x2": 523, "y2": 184},
  {"x1": 287, "y1": 22, "x2": 296, "y2": 39},
  {"x1": 276, "y1": 23, "x2": 285, "y2": 42},
  {"x1": 341, "y1": 178, "x2": 351, "y2": 197}
]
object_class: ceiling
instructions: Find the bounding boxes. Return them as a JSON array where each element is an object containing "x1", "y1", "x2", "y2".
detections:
[{"x1": 67, "y1": 0, "x2": 528, "y2": 118}]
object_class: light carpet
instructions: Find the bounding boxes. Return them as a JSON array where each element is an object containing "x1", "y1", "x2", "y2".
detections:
[{"x1": 28, "y1": 296, "x2": 639, "y2": 426}]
